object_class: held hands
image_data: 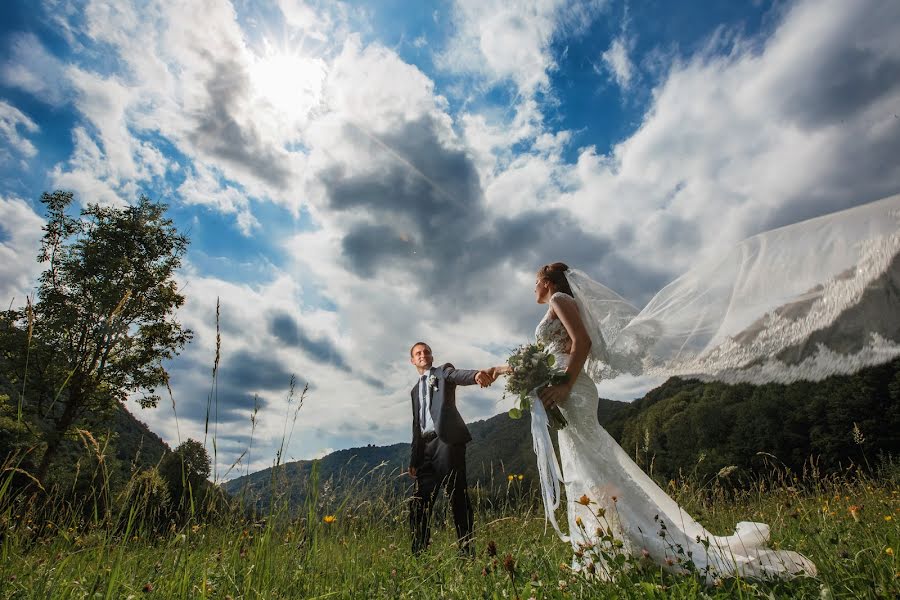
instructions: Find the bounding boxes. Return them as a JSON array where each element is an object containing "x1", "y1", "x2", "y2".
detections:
[
  {"x1": 475, "y1": 370, "x2": 494, "y2": 387},
  {"x1": 475, "y1": 366, "x2": 510, "y2": 387}
]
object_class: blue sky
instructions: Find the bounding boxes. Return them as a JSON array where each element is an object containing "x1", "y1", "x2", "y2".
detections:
[{"x1": 2, "y1": 0, "x2": 899, "y2": 478}]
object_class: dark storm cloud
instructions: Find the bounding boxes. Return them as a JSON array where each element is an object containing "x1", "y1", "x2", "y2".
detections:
[
  {"x1": 341, "y1": 224, "x2": 413, "y2": 277},
  {"x1": 321, "y1": 118, "x2": 482, "y2": 218},
  {"x1": 188, "y1": 57, "x2": 292, "y2": 188},
  {"x1": 317, "y1": 114, "x2": 671, "y2": 333},
  {"x1": 163, "y1": 348, "x2": 311, "y2": 427},
  {"x1": 760, "y1": 123, "x2": 900, "y2": 235},
  {"x1": 269, "y1": 311, "x2": 349, "y2": 370},
  {"x1": 318, "y1": 116, "x2": 486, "y2": 283},
  {"x1": 219, "y1": 349, "x2": 299, "y2": 392},
  {"x1": 778, "y1": 4, "x2": 900, "y2": 130},
  {"x1": 268, "y1": 312, "x2": 386, "y2": 389},
  {"x1": 174, "y1": 388, "x2": 269, "y2": 425},
  {"x1": 750, "y1": 4, "x2": 900, "y2": 234}
]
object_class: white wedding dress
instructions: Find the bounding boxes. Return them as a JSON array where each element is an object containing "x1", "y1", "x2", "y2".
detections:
[
  {"x1": 527, "y1": 193, "x2": 900, "y2": 582},
  {"x1": 536, "y1": 303, "x2": 816, "y2": 581}
]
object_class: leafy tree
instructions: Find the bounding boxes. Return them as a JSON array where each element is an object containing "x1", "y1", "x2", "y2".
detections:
[
  {"x1": 0, "y1": 191, "x2": 191, "y2": 485},
  {"x1": 159, "y1": 438, "x2": 211, "y2": 510},
  {"x1": 0, "y1": 394, "x2": 40, "y2": 488}
]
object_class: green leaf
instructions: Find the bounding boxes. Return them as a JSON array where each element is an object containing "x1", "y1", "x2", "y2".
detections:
[
  {"x1": 508, "y1": 407, "x2": 522, "y2": 419},
  {"x1": 547, "y1": 354, "x2": 555, "y2": 367}
]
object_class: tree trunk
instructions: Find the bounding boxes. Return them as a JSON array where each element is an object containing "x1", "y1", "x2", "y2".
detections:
[{"x1": 35, "y1": 386, "x2": 81, "y2": 485}]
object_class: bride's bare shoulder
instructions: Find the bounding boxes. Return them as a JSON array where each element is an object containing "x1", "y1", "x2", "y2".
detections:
[
  {"x1": 546, "y1": 292, "x2": 575, "y2": 321},
  {"x1": 550, "y1": 291, "x2": 575, "y2": 307}
]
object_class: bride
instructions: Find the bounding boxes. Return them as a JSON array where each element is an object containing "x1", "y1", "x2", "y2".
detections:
[{"x1": 488, "y1": 194, "x2": 900, "y2": 582}]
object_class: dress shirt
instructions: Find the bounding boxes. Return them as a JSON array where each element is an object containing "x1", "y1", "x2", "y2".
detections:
[{"x1": 419, "y1": 368, "x2": 436, "y2": 434}]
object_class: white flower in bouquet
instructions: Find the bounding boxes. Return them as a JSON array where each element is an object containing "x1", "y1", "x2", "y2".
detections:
[{"x1": 504, "y1": 342, "x2": 568, "y2": 429}]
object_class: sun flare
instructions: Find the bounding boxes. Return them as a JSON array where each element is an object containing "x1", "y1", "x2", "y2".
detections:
[{"x1": 249, "y1": 49, "x2": 326, "y2": 124}]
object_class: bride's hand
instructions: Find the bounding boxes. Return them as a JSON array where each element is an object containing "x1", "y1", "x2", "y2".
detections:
[
  {"x1": 539, "y1": 383, "x2": 571, "y2": 409},
  {"x1": 482, "y1": 366, "x2": 510, "y2": 385},
  {"x1": 491, "y1": 366, "x2": 511, "y2": 379}
]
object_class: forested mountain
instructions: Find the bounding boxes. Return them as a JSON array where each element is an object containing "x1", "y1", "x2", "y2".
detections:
[
  {"x1": 225, "y1": 358, "x2": 900, "y2": 511},
  {"x1": 6, "y1": 356, "x2": 895, "y2": 510},
  {"x1": 604, "y1": 359, "x2": 900, "y2": 480},
  {"x1": 0, "y1": 386, "x2": 170, "y2": 491},
  {"x1": 222, "y1": 402, "x2": 627, "y2": 512}
]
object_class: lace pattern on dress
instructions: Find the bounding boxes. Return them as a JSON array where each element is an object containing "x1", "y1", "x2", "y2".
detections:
[{"x1": 536, "y1": 296, "x2": 573, "y2": 360}]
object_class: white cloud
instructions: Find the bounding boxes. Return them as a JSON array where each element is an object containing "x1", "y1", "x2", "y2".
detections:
[
  {"x1": 318, "y1": 36, "x2": 450, "y2": 134},
  {"x1": 276, "y1": 0, "x2": 356, "y2": 45},
  {"x1": 517, "y1": 0, "x2": 900, "y2": 282},
  {"x1": 178, "y1": 163, "x2": 260, "y2": 236},
  {"x1": 312, "y1": 446, "x2": 334, "y2": 459},
  {"x1": 131, "y1": 264, "x2": 429, "y2": 477},
  {"x1": 1, "y1": 32, "x2": 69, "y2": 106},
  {"x1": 600, "y1": 35, "x2": 633, "y2": 89},
  {"x1": 438, "y1": 0, "x2": 606, "y2": 95},
  {"x1": 50, "y1": 127, "x2": 129, "y2": 207},
  {"x1": 66, "y1": 67, "x2": 141, "y2": 182},
  {"x1": 0, "y1": 101, "x2": 39, "y2": 160},
  {"x1": 0, "y1": 196, "x2": 44, "y2": 307}
]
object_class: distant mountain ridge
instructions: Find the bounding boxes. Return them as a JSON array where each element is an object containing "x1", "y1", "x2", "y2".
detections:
[
  {"x1": 224, "y1": 358, "x2": 900, "y2": 511},
  {"x1": 223, "y1": 398, "x2": 629, "y2": 510}
]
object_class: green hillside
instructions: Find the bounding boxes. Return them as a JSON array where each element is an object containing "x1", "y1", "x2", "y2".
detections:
[
  {"x1": 0, "y1": 389, "x2": 170, "y2": 491},
  {"x1": 225, "y1": 359, "x2": 900, "y2": 512},
  {"x1": 603, "y1": 358, "x2": 900, "y2": 481}
]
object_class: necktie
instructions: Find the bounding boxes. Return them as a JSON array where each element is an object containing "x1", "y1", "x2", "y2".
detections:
[{"x1": 420, "y1": 374, "x2": 429, "y2": 427}]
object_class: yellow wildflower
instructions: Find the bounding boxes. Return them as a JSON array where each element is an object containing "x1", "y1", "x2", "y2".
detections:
[
  {"x1": 517, "y1": 474, "x2": 524, "y2": 480},
  {"x1": 508, "y1": 475, "x2": 514, "y2": 481},
  {"x1": 886, "y1": 547, "x2": 894, "y2": 556},
  {"x1": 886, "y1": 516, "x2": 893, "y2": 522},
  {"x1": 575, "y1": 516, "x2": 583, "y2": 528},
  {"x1": 577, "y1": 495, "x2": 591, "y2": 506},
  {"x1": 323, "y1": 515, "x2": 336, "y2": 524}
]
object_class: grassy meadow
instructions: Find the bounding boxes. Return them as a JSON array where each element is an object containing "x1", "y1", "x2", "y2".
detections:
[{"x1": 0, "y1": 454, "x2": 898, "y2": 600}]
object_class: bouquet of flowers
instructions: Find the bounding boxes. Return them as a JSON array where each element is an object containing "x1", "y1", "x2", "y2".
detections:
[{"x1": 504, "y1": 342, "x2": 568, "y2": 430}]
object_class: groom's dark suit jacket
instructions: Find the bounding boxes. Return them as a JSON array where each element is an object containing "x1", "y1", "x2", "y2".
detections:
[{"x1": 409, "y1": 363, "x2": 476, "y2": 470}]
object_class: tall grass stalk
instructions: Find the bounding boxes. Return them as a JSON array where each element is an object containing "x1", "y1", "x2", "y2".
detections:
[
  {"x1": 204, "y1": 297, "x2": 221, "y2": 481},
  {"x1": 17, "y1": 296, "x2": 34, "y2": 423}
]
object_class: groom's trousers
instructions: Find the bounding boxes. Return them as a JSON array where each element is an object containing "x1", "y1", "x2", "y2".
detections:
[{"x1": 410, "y1": 434, "x2": 474, "y2": 555}]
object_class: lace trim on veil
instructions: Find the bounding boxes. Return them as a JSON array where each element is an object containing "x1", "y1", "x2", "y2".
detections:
[{"x1": 566, "y1": 195, "x2": 900, "y2": 385}]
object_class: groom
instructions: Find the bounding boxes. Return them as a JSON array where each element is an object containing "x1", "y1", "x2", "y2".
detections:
[{"x1": 408, "y1": 342, "x2": 493, "y2": 556}]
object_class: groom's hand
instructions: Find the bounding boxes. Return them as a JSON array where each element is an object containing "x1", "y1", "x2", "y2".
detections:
[{"x1": 475, "y1": 370, "x2": 493, "y2": 387}]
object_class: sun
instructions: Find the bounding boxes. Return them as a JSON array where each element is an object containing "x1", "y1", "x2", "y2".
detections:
[{"x1": 249, "y1": 48, "x2": 326, "y2": 125}]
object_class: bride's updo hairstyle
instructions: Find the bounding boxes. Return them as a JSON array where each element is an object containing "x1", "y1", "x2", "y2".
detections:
[{"x1": 537, "y1": 262, "x2": 574, "y2": 297}]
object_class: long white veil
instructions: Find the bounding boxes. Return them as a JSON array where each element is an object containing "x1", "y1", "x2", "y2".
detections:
[
  {"x1": 530, "y1": 193, "x2": 900, "y2": 551},
  {"x1": 567, "y1": 193, "x2": 900, "y2": 385}
]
